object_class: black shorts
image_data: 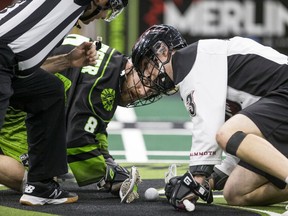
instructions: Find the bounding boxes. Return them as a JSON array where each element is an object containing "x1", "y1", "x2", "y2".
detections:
[{"x1": 239, "y1": 88, "x2": 288, "y2": 189}]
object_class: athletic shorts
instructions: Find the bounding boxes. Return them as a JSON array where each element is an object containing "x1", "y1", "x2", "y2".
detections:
[
  {"x1": 239, "y1": 88, "x2": 288, "y2": 189},
  {"x1": 0, "y1": 107, "x2": 28, "y2": 165}
]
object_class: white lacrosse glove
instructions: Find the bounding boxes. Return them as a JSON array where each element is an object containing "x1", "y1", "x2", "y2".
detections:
[{"x1": 119, "y1": 166, "x2": 142, "y2": 203}]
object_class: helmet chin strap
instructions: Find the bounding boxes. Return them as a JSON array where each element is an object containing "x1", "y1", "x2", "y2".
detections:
[
  {"x1": 155, "y1": 51, "x2": 178, "y2": 95},
  {"x1": 156, "y1": 70, "x2": 177, "y2": 95}
]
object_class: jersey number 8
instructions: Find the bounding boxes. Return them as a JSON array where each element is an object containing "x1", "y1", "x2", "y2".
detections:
[{"x1": 84, "y1": 116, "x2": 98, "y2": 133}]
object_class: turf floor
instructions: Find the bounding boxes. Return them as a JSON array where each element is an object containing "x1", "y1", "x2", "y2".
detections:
[
  {"x1": 0, "y1": 179, "x2": 261, "y2": 216},
  {"x1": 0, "y1": 164, "x2": 287, "y2": 216}
]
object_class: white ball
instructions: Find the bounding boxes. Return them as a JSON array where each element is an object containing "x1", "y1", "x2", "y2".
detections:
[{"x1": 144, "y1": 187, "x2": 159, "y2": 201}]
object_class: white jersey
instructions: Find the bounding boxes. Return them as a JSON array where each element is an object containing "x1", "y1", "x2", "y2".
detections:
[{"x1": 173, "y1": 36, "x2": 288, "y2": 167}]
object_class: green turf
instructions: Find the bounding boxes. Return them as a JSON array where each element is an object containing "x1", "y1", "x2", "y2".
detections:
[
  {"x1": 107, "y1": 134, "x2": 124, "y2": 150},
  {"x1": 0, "y1": 206, "x2": 55, "y2": 216},
  {"x1": 143, "y1": 135, "x2": 191, "y2": 151},
  {"x1": 133, "y1": 95, "x2": 190, "y2": 122},
  {"x1": 122, "y1": 163, "x2": 188, "y2": 179}
]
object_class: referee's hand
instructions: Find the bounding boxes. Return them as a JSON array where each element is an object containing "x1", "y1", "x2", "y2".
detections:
[{"x1": 69, "y1": 41, "x2": 97, "y2": 67}]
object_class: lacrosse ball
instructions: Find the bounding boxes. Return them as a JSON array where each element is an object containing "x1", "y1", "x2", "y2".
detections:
[
  {"x1": 144, "y1": 187, "x2": 159, "y2": 201},
  {"x1": 183, "y1": 199, "x2": 195, "y2": 212}
]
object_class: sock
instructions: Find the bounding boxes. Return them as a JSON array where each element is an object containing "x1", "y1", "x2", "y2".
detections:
[{"x1": 21, "y1": 170, "x2": 28, "y2": 192}]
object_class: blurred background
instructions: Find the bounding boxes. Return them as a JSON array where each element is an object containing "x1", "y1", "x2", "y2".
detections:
[
  {"x1": 1, "y1": 0, "x2": 288, "y2": 164},
  {"x1": 79, "y1": 0, "x2": 288, "y2": 55},
  {"x1": 2, "y1": 0, "x2": 287, "y2": 55}
]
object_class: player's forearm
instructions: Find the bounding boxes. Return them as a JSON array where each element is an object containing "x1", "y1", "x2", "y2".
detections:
[{"x1": 41, "y1": 54, "x2": 71, "y2": 73}]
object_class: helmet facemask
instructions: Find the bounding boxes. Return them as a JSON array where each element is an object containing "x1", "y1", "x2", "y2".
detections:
[
  {"x1": 132, "y1": 24, "x2": 187, "y2": 97},
  {"x1": 119, "y1": 64, "x2": 162, "y2": 108},
  {"x1": 137, "y1": 41, "x2": 178, "y2": 96}
]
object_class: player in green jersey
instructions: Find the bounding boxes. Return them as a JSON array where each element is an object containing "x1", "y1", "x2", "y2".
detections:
[{"x1": 0, "y1": 34, "x2": 156, "y2": 203}]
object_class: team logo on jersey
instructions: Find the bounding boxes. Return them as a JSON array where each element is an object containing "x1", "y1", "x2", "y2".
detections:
[
  {"x1": 185, "y1": 91, "x2": 196, "y2": 117},
  {"x1": 101, "y1": 88, "x2": 116, "y2": 111}
]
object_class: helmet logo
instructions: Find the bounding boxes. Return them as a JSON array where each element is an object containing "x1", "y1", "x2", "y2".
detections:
[{"x1": 101, "y1": 88, "x2": 116, "y2": 111}]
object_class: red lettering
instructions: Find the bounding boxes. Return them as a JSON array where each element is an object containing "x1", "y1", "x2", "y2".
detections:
[{"x1": 190, "y1": 151, "x2": 216, "y2": 156}]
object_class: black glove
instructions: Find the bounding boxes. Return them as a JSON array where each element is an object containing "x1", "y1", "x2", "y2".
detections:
[
  {"x1": 165, "y1": 175, "x2": 198, "y2": 210},
  {"x1": 165, "y1": 171, "x2": 213, "y2": 210},
  {"x1": 96, "y1": 159, "x2": 130, "y2": 195},
  {"x1": 165, "y1": 176, "x2": 181, "y2": 201}
]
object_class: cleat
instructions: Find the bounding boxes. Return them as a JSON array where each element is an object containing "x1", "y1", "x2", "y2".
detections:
[
  {"x1": 20, "y1": 179, "x2": 78, "y2": 205},
  {"x1": 119, "y1": 166, "x2": 141, "y2": 203}
]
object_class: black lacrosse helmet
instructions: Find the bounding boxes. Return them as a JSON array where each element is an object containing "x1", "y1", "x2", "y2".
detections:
[{"x1": 131, "y1": 24, "x2": 187, "y2": 96}]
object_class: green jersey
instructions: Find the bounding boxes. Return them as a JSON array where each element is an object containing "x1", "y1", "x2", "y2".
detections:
[{"x1": 0, "y1": 34, "x2": 126, "y2": 186}]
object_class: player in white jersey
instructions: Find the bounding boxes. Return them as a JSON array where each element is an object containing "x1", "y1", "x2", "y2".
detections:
[
  {"x1": 131, "y1": 24, "x2": 288, "y2": 209},
  {"x1": 0, "y1": 0, "x2": 128, "y2": 205}
]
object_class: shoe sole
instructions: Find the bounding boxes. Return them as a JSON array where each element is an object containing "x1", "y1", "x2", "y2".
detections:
[{"x1": 20, "y1": 194, "x2": 78, "y2": 205}]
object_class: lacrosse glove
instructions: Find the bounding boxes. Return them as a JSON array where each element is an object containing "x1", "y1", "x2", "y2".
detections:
[
  {"x1": 96, "y1": 159, "x2": 130, "y2": 195},
  {"x1": 165, "y1": 171, "x2": 213, "y2": 210}
]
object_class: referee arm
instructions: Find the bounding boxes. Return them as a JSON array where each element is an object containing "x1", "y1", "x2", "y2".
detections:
[{"x1": 41, "y1": 41, "x2": 97, "y2": 73}]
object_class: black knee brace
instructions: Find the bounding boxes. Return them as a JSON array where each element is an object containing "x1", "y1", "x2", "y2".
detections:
[{"x1": 225, "y1": 131, "x2": 247, "y2": 156}]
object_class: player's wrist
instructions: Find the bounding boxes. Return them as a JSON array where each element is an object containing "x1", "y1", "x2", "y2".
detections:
[
  {"x1": 207, "y1": 167, "x2": 228, "y2": 191},
  {"x1": 189, "y1": 165, "x2": 214, "y2": 177},
  {"x1": 65, "y1": 53, "x2": 73, "y2": 68},
  {"x1": 193, "y1": 175, "x2": 206, "y2": 184}
]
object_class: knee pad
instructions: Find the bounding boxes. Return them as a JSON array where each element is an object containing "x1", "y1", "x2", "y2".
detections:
[{"x1": 225, "y1": 131, "x2": 247, "y2": 156}]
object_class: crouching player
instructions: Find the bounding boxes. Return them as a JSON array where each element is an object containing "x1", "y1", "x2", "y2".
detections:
[
  {"x1": 132, "y1": 24, "x2": 288, "y2": 211},
  {"x1": 0, "y1": 34, "x2": 158, "y2": 204}
]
